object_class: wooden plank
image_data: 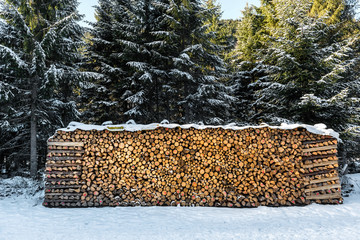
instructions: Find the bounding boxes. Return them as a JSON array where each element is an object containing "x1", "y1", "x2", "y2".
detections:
[
  {"x1": 303, "y1": 145, "x2": 337, "y2": 153},
  {"x1": 43, "y1": 200, "x2": 81, "y2": 203},
  {"x1": 303, "y1": 160, "x2": 339, "y2": 169},
  {"x1": 305, "y1": 184, "x2": 341, "y2": 193},
  {"x1": 46, "y1": 163, "x2": 82, "y2": 167},
  {"x1": 43, "y1": 202, "x2": 82, "y2": 207},
  {"x1": 309, "y1": 176, "x2": 339, "y2": 184},
  {"x1": 302, "y1": 138, "x2": 336, "y2": 144},
  {"x1": 45, "y1": 193, "x2": 82, "y2": 196},
  {"x1": 48, "y1": 150, "x2": 84, "y2": 154},
  {"x1": 303, "y1": 151, "x2": 338, "y2": 159},
  {"x1": 46, "y1": 156, "x2": 83, "y2": 161},
  {"x1": 45, "y1": 171, "x2": 81, "y2": 175},
  {"x1": 45, "y1": 185, "x2": 82, "y2": 189},
  {"x1": 301, "y1": 154, "x2": 337, "y2": 161},
  {"x1": 303, "y1": 168, "x2": 338, "y2": 176},
  {"x1": 306, "y1": 193, "x2": 341, "y2": 200},
  {"x1": 46, "y1": 181, "x2": 86, "y2": 186},
  {"x1": 45, "y1": 178, "x2": 82, "y2": 182},
  {"x1": 48, "y1": 141, "x2": 84, "y2": 147}
]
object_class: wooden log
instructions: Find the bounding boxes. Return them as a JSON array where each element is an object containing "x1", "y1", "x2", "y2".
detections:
[
  {"x1": 302, "y1": 139, "x2": 337, "y2": 144},
  {"x1": 305, "y1": 184, "x2": 341, "y2": 193},
  {"x1": 43, "y1": 199, "x2": 81, "y2": 203},
  {"x1": 306, "y1": 193, "x2": 341, "y2": 200},
  {"x1": 47, "y1": 156, "x2": 83, "y2": 161},
  {"x1": 46, "y1": 163, "x2": 82, "y2": 167},
  {"x1": 303, "y1": 145, "x2": 337, "y2": 153},
  {"x1": 45, "y1": 193, "x2": 82, "y2": 196},
  {"x1": 45, "y1": 126, "x2": 341, "y2": 208},
  {"x1": 45, "y1": 185, "x2": 82, "y2": 189},
  {"x1": 303, "y1": 169, "x2": 338, "y2": 176},
  {"x1": 305, "y1": 176, "x2": 339, "y2": 185},
  {"x1": 48, "y1": 142, "x2": 84, "y2": 147},
  {"x1": 303, "y1": 160, "x2": 339, "y2": 168},
  {"x1": 301, "y1": 154, "x2": 337, "y2": 161},
  {"x1": 45, "y1": 178, "x2": 84, "y2": 182},
  {"x1": 48, "y1": 150, "x2": 85, "y2": 154}
]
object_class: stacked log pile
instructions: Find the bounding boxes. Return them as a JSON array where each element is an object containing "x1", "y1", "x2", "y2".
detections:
[
  {"x1": 44, "y1": 142, "x2": 84, "y2": 207},
  {"x1": 301, "y1": 137, "x2": 341, "y2": 203},
  {"x1": 43, "y1": 125, "x2": 342, "y2": 207}
]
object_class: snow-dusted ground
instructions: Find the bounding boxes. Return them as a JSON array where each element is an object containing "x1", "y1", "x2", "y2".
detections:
[{"x1": 0, "y1": 175, "x2": 360, "y2": 240}]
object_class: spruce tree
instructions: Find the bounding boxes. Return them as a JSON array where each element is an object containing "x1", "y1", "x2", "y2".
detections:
[
  {"x1": 84, "y1": 0, "x2": 234, "y2": 124},
  {"x1": 117, "y1": 0, "x2": 170, "y2": 122},
  {"x1": 163, "y1": 0, "x2": 234, "y2": 124},
  {"x1": 0, "y1": 0, "x2": 85, "y2": 177},
  {"x1": 203, "y1": 0, "x2": 236, "y2": 60},
  {"x1": 249, "y1": 0, "x2": 360, "y2": 126},
  {"x1": 228, "y1": 4, "x2": 267, "y2": 124},
  {"x1": 237, "y1": 0, "x2": 360, "y2": 161},
  {"x1": 84, "y1": 0, "x2": 173, "y2": 123},
  {"x1": 310, "y1": 0, "x2": 345, "y2": 24},
  {"x1": 80, "y1": 0, "x2": 124, "y2": 124}
]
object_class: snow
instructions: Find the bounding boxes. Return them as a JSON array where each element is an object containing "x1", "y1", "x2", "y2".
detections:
[
  {"x1": 0, "y1": 45, "x2": 29, "y2": 69},
  {"x1": 0, "y1": 174, "x2": 360, "y2": 239},
  {"x1": 57, "y1": 121, "x2": 340, "y2": 140}
]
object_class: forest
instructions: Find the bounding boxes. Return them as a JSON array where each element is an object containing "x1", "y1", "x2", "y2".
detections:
[{"x1": 0, "y1": 0, "x2": 359, "y2": 178}]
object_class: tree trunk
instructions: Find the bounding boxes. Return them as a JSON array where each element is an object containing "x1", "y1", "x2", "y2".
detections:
[
  {"x1": 184, "y1": 81, "x2": 190, "y2": 123},
  {"x1": 30, "y1": 80, "x2": 38, "y2": 178}
]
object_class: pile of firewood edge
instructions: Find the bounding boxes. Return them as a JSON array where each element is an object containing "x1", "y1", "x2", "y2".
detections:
[{"x1": 43, "y1": 126, "x2": 341, "y2": 208}]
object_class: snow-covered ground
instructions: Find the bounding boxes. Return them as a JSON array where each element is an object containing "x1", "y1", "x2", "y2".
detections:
[{"x1": 0, "y1": 175, "x2": 360, "y2": 240}]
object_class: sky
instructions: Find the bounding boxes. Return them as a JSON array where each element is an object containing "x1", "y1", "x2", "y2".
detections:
[
  {"x1": 218, "y1": 0, "x2": 261, "y2": 19},
  {"x1": 78, "y1": 0, "x2": 261, "y2": 26}
]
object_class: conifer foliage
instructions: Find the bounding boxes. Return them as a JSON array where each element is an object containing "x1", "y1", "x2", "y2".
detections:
[
  {"x1": 0, "y1": 0, "x2": 85, "y2": 177},
  {"x1": 232, "y1": 0, "x2": 360, "y2": 161},
  {"x1": 84, "y1": 0, "x2": 234, "y2": 124},
  {"x1": 1, "y1": 0, "x2": 360, "y2": 176}
]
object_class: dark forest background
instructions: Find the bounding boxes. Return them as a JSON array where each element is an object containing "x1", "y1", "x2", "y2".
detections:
[{"x1": 0, "y1": 0, "x2": 359, "y2": 178}]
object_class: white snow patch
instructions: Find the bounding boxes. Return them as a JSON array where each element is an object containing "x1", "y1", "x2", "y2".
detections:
[
  {"x1": 0, "y1": 174, "x2": 359, "y2": 239},
  {"x1": 125, "y1": 119, "x2": 136, "y2": 125},
  {"x1": 101, "y1": 121, "x2": 113, "y2": 126},
  {"x1": 0, "y1": 176, "x2": 41, "y2": 198},
  {"x1": 56, "y1": 121, "x2": 339, "y2": 140}
]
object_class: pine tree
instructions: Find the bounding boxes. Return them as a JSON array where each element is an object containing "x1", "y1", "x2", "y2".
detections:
[
  {"x1": 80, "y1": 0, "x2": 124, "y2": 124},
  {"x1": 219, "y1": 19, "x2": 239, "y2": 61},
  {"x1": 163, "y1": 0, "x2": 234, "y2": 124},
  {"x1": 310, "y1": 0, "x2": 345, "y2": 24},
  {"x1": 0, "y1": 0, "x2": 85, "y2": 177},
  {"x1": 83, "y1": 0, "x2": 174, "y2": 123},
  {"x1": 310, "y1": 0, "x2": 359, "y2": 37},
  {"x1": 203, "y1": 0, "x2": 235, "y2": 60},
  {"x1": 228, "y1": 4, "x2": 267, "y2": 124},
  {"x1": 240, "y1": 0, "x2": 360, "y2": 161},
  {"x1": 84, "y1": 0, "x2": 234, "y2": 124},
  {"x1": 232, "y1": 5, "x2": 264, "y2": 63},
  {"x1": 118, "y1": 0, "x2": 170, "y2": 122}
]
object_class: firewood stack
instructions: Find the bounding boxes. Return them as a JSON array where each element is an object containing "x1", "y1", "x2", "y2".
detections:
[
  {"x1": 301, "y1": 136, "x2": 341, "y2": 204},
  {"x1": 43, "y1": 141, "x2": 84, "y2": 207},
  {"x1": 43, "y1": 124, "x2": 342, "y2": 207}
]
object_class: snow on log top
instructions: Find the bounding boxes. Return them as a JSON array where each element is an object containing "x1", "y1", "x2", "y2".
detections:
[{"x1": 57, "y1": 121, "x2": 340, "y2": 140}]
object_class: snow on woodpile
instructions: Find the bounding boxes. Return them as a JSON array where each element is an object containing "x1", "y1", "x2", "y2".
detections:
[
  {"x1": 58, "y1": 121, "x2": 339, "y2": 140},
  {"x1": 44, "y1": 122, "x2": 341, "y2": 208}
]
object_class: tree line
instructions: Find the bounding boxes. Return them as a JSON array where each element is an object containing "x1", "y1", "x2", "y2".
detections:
[{"x1": 0, "y1": 0, "x2": 359, "y2": 178}]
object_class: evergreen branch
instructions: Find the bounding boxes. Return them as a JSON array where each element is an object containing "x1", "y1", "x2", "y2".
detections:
[
  {"x1": 0, "y1": 44, "x2": 29, "y2": 69},
  {"x1": 0, "y1": 1, "x2": 34, "y2": 39}
]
